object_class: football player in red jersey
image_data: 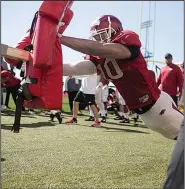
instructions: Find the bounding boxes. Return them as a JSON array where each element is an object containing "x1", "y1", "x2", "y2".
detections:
[
  {"x1": 61, "y1": 15, "x2": 183, "y2": 140},
  {"x1": 1, "y1": 70, "x2": 21, "y2": 107}
]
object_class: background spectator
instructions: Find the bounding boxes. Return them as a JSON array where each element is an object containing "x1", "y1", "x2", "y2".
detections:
[
  {"x1": 66, "y1": 73, "x2": 101, "y2": 127},
  {"x1": 1, "y1": 70, "x2": 21, "y2": 109},
  {"x1": 178, "y1": 62, "x2": 184, "y2": 111},
  {"x1": 157, "y1": 53, "x2": 183, "y2": 106},
  {"x1": 64, "y1": 76, "x2": 82, "y2": 113}
]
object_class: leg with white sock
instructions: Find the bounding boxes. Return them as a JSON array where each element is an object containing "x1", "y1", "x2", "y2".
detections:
[
  {"x1": 90, "y1": 106, "x2": 94, "y2": 117},
  {"x1": 85, "y1": 105, "x2": 95, "y2": 121},
  {"x1": 114, "y1": 103, "x2": 124, "y2": 120},
  {"x1": 119, "y1": 105, "x2": 130, "y2": 123},
  {"x1": 123, "y1": 106, "x2": 129, "y2": 119},
  {"x1": 99, "y1": 102, "x2": 106, "y2": 122},
  {"x1": 132, "y1": 112, "x2": 139, "y2": 125},
  {"x1": 104, "y1": 102, "x2": 108, "y2": 117},
  {"x1": 118, "y1": 105, "x2": 125, "y2": 119}
]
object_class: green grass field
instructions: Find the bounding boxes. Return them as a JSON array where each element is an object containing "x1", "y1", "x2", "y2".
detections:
[{"x1": 1, "y1": 94, "x2": 175, "y2": 189}]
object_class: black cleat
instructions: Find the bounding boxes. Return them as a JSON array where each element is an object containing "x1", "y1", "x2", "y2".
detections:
[
  {"x1": 101, "y1": 116, "x2": 106, "y2": 123},
  {"x1": 66, "y1": 118, "x2": 78, "y2": 124},
  {"x1": 49, "y1": 114, "x2": 55, "y2": 122},
  {"x1": 56, "y1": 112, "x2": 62, "y2": 124},
  {"x1": 114, "y1": 116, "x2": 124, "y2": 120},
  {"x1": 85, "y1": 116, "x2": 95, "y2": 121},
  {"x1": 119, "y1": 119, "x2": 130, "y2": 124},
  {"x1": 11, "y1": 124, "x2": 20, "y2": 133}
]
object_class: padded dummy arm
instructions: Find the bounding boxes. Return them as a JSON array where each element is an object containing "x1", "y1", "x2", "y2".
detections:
[
  {"x1": 1, "y1": 44, "x2": 30, "y2": 62},
  {"x1": 63, "y1": 60, "x2": 97, "y2": 76}
]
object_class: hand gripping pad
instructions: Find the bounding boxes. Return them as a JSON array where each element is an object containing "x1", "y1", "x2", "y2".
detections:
[{"x1": 58, "y1": 9, "x2": 74, "y2": 35}]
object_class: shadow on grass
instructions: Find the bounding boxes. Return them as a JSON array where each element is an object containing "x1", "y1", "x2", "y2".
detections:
[
  {"x1": 37, "y1": 111, "x2": 86, "y2": 118},
  {"x1": 105, "y1": 121, "x2": 148, "y2": 129},
  {"x1": 1, "y1": 110, "x2": 36, "y2": 118},
  {"x1": 75, "y1": 123, "x2": 150, "y2": 134},
  {"x1": 35, "y1": 113, "x2": 51, "y2": 118},
  {"x1": 1, "y1": 121, "x2": 56, "y2": 131},
  {"x1": 101, "y1": 126, "x2": 150, "y2": 134},
  {"x1": 1, "y1": 158, "x2": 5, "y2": 162},
  {"x1": 61, "y1": 111, "x2": 72, "y2": 115}
]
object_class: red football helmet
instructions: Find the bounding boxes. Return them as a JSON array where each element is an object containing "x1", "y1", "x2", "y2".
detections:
[{"x1": 90, "y1": 15, "x2": 123, "y2": 43}]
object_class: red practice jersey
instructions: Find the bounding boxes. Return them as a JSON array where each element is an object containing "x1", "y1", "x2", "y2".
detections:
[
  {"x1": 1, "y1": 70, "x2": 21, "y2": 88},
  {"x1": 86, "y1": 30, "x2": 160, "y2": 110},
  {"x1": 157, "y1": 64, "x2": 183, "y2": 96}
]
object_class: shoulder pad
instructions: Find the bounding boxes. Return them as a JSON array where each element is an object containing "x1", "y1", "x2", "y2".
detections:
[{"x1": 112, "y1": 30, "x2": 141, "y2": 48}]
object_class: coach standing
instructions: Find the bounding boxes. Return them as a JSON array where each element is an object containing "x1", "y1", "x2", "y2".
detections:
[
  {"x1": 65, "y1": 76, "x2": 82, "y2": 112},
  {"x1": 157, "y1": 53, "x2": 183, "y2": 106}
]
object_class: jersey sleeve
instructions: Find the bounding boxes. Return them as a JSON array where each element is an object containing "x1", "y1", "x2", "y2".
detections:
[
  {"x1": 84, "y1": 55, "x2": 101, "y2": 75},
  {"x1": 112, "y1": 30, "x2": 141, "y2": 48},
  {"x1": 112, "y1": 30, "x2": 141, "y2": 60}
]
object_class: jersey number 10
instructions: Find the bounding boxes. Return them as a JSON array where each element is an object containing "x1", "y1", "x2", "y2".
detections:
[{"x1": 97, "y1": 58, "x2": 123, "y2": 80}]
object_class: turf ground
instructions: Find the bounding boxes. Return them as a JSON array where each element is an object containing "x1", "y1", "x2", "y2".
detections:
[{"x1": 1, "y1": 94, "x2": 175, "y2": 189}]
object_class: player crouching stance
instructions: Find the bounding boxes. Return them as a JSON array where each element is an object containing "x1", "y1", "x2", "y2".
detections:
[{"x1": 62, "y1": 15, "x2": 183, "y2": 140}]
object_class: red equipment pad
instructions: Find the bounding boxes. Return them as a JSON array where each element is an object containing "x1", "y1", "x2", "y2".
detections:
[{"x1": 33, "y1": 1, "x2": 74, "y2": 69}]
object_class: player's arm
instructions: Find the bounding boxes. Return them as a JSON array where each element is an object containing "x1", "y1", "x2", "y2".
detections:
[
  {"x1": 61, "y1": 36, "x2": 131, "y2": 59},
  {"x1": 63, "y1": 60, "x2": 97, "y2": 76}
]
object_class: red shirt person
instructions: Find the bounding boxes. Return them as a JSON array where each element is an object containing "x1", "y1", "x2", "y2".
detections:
[
  {"x1": 157, "y1": 53, "x2": 183, "y2": 106},
  {"x1": 1, "y1": 70, "x2": 20, "y2": 88},
  {"x1": 61, "y1": 15, "x2": 183, "y2": 140},
  {"x1": 1, "y1": 70, "x2": 21, "y2": 106},
  {"x1": 178, "y1": 62, "x2": 184, "y2": 109},
  {"x1": 180, "y1": 61, "x2": 184, "y2": 84}
]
